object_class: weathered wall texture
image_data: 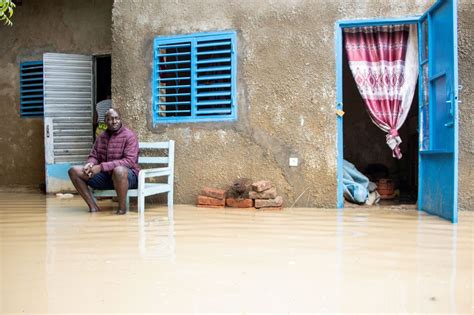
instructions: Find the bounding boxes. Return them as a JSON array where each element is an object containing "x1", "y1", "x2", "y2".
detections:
[
  {"x1": 112, "y1": 0, "x2": 472, "y2": 209},
  {"x1": 458, "y1": 2, "x2": 474, "y2": 211},
  {"x1": 0, "y1": 0, "x2": 112, "y2": 189}
]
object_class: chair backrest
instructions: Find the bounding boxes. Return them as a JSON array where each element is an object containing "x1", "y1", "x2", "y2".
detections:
[{"x1": 138, "y1": 141, "x2": 175, "y2": 169}]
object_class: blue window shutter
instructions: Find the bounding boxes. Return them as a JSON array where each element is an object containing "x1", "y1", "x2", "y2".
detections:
[
  {"x1": 20, "y1": 61, "x2": 44, "y2": 117},
  {"x1": 154, "y1": 40, "x2": 192, "y2": 119},
  {"x1": 153, "y1": 31, "x2": 237, "y2": 124}
]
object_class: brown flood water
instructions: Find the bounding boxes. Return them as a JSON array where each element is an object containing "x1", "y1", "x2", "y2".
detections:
[{"x1": 1, "y1": 192, "x2": 472, "y2": 313}]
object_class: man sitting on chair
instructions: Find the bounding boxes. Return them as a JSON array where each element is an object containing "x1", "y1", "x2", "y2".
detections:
[{"x1": 68, "y1": 108, "x2": 140, "y2": 215}]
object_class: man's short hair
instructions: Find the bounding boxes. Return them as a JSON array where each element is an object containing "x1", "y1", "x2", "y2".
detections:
[{"x1": 104, "y1": 108, "x2": 120, "y2": 120}]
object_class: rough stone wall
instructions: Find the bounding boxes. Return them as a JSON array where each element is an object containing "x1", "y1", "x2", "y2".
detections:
[
  {"x1": 458, "y1": 2, "x2": 474, "y2": 211},
  {"x1": 0, "y1": 0, "x2": 112, "y2": 189},
  {"x1": 112, "y1": 0, "x2": 472, "y2": 209}
]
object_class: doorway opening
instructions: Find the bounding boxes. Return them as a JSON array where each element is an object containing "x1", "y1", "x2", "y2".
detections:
[
  {"x1": 93, "y1": 55, "x2": 111, "y2": 139},
  {"x1": 339, "y1": 23, "x2": 419, "y2": 208}
]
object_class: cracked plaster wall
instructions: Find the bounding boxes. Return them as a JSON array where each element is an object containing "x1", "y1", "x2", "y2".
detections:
[
  {"x1": 457, "y1": 2, "x2": 474, "y2": 211},
  {"x1": 112, "y1": 0, "x2": 472, "y2": 209},
  {"x1": 0, "y1": 0, "x2": 112, "y2": 189}
]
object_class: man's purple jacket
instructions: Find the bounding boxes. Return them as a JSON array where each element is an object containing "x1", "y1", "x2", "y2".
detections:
[{"x1": 87, "y1": 126, "x2": 140, "y2": 176}]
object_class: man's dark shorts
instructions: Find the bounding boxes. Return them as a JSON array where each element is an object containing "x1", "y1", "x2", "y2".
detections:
[{"x1": 87, "y1": 169, "x2": 138, "y2": 190}]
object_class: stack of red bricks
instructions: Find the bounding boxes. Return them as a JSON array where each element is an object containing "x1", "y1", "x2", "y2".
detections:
[
  {"x1": 249, "y1": 180, "x2": 283, "y2": 210},
  {"x1": 197, "y1": 187, "x2": 226, "y2": 208}
]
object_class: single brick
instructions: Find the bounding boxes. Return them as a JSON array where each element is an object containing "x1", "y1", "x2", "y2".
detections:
[
  {"x1": 197, "y1": 195, "x2": 225, "y2": 206},
  {"x1": 226, "y1": 198, "x2": 254, "y2": 208},
  {"x1": 200, "y1": 187, "x2": 226, "y2": 199},
  {"x1": 255, "y1": 196, "x2": 283, "y2": 208},
  {"x1": 251, "y1": 180, "x2": 274, "y2": 192},
  {"x1": 249, "y1": 187, "x2": 277, "y2": 199}
]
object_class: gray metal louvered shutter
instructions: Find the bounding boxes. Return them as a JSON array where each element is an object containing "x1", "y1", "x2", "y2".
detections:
[{"x1": 43, "y1": 53, "x2": 93, "y2": 164}]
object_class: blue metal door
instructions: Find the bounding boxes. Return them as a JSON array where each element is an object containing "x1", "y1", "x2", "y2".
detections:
[{"x1": 418, "y1": 0, "x2": 459, "y2": 222}]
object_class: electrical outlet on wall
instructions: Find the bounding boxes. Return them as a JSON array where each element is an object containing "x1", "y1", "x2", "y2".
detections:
[{"x1": 289, "y1": 157, "x2": 298, "y2": 167}]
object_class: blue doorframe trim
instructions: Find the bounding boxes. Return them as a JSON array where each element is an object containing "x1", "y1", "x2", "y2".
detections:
[
  {"x1": 337, "y1": 17, "x2": 420, "y2": 28},
  {"x1": 452, "y1": 0, "x2": 459, "y2": 223},
  {"x1": 417, "y1": 18, "x2": 425, "y2": 211},
  {"x1": 335, "y1": 16, "x2": 420, "y2": 209},
  {"x1": 335, "y1": 26, "x2": 343, "y2": 208}
]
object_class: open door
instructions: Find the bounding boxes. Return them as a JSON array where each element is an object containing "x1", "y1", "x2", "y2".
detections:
[
  {"x1": 418, "y1": 0, "x2": 459, "y2": 222},
  {"x1": 44, "y1": 53, "x2": 94, "y2": 193}
]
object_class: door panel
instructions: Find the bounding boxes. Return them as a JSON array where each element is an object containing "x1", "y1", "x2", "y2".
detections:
[
  {"x1": 418, "y1": 0, "x2": 458, "y2": 222},
  {"x1": 44, "y1": 53, "x2": 93, "y2": 193}
]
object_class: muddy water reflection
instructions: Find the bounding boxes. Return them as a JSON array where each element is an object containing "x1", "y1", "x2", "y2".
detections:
[{"x1": 1, "y1": 193, "x2": 472, "y2": 313}]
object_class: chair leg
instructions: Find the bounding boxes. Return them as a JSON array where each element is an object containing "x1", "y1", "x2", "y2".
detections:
[
  {"x1": 126, "y1": 195, "x2": 130, "y2": 212},
  {"x1": 167, "y1": 191, "x2": 173, "y2": 219},
  {"x1": 138, "y1": 194, "x2": 145, "y2": 214},
  {"x1": 167, "y1": 191, "x2": 173, "y2": 208}
]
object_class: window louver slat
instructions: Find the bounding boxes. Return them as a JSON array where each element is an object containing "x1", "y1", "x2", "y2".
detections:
[
  {"x1": 157, "y1": 93, "x2": 191, "y2": 97},
  {"x1": 196, "y1": 74, "x2": 231, "y2": 81},
  {"x1": 196, "y1": 49, "x2": 231, "y2": 55},
  {"x1": 196, "y1": 100, "x2": 231, "y2": 106},
  {"x1": 157, "y1": 60, "x2": 190, "y2": 65},
  {"x1": 158, "y1": 85, "x2": 191, "y2": 89},
  {"x1": 196, "y1": 66, "x2": 231, "y2": 73},
  {"x1": 196, "y1": 58, "x2": 231, "y2": 64},
  {"x1": 158, "y1": 76, "x2": 191, "y2": 82},
  {"x1": 197, "y1": 83, "x2": 231, "y2": 89},
  {"x1": 159, "y1": 68, "x2": 191, "y2": 73}
]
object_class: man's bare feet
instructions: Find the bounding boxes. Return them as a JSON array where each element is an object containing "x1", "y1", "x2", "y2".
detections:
[{"x1": 116, "y1": 209, "x2": 126, "y2": 215}]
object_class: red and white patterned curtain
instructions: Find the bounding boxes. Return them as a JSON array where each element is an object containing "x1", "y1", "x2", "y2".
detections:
[{"x1": 344, "y1": 25, "x2": 418, "y2": 159}]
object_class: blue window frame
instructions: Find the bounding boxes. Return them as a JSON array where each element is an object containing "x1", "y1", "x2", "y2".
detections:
[
  {"x1": 153, "y1": 31, "x2": 237, "y2": 124},
  {"x1": 20, "y1": 61, "x2": 44, "y2": 117}
]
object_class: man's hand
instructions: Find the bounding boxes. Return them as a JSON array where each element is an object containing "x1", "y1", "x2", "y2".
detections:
[
  {"x1": 89, "y1": 165, "x2": 102, "y2": 177},
  {"x1": 83, "y1": 163, "x2": 94, "y2": 177}
]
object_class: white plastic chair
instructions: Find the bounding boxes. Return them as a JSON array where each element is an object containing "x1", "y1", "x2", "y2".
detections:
[{"x1": 93, "y1": 140, "x2": 175, "y2": 218}]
